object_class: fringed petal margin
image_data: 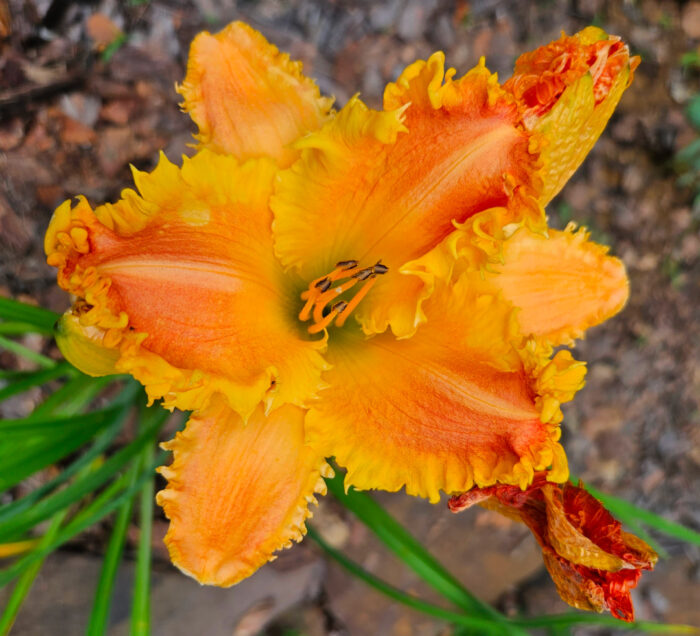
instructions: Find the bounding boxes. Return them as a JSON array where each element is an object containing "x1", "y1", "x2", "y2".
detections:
[
  {"x1": 503, "y1": 27, "x2": 639, "y2": 205},
  {"x1": 177, "y1": 21, "x2": 333, "y2": 166},
  {"x1": 45, "y1": 151, "x2": 329, "y2": 419},
  {"x1": 449, "y1": 478, "x2": 657, "y2": 622},
  {"x1": 157, "y1": 398, "x2": 333, "y2": 587},
  {"x1": 305, "y1": 275, "x2": 579, "y2": 504},
  {"x1": 406, "y1": 206, "x2": 628, "y2": 347},
  {"x1": 273, "y1": 54, "x2": 542, "y2": 338},
  {"x1": 488, "y1": 223, "x2": 629, "y2": 345}
]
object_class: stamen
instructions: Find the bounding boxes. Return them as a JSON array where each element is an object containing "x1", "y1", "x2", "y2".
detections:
[
  {"x1": 315, "y1": 277, "x2": 332, "y2": 291},
  {"x1": 336, "y1": 260, "x2": 359, "y2": 270},
  {"x1": 307, "y1": 306, "x2": 341, "y2": 334},
  {"x1": 300, "y1": 258, "x2": 389, "y2": 333},
  {"x1": 312, "y1": 277, "x2": 361, "y2": 324},
  {"x1": 352, "y1": 267, "x2": 374, "y2": 281},
  {"x1": 335, "y1": 277, "x2": 378, "y2": 328}
]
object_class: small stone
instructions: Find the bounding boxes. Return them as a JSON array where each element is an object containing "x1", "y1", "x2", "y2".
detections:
[{"x1": 59, "y1": 93, "x2": 101, "y2": 128}]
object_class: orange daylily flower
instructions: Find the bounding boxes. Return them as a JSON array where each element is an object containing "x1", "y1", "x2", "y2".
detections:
[
  {"x1": 449, "y1": 477, "x2": 658, "y2": 622},
  {"x1": 45, "y1": 20, "x2": 647, "y2": 616}
]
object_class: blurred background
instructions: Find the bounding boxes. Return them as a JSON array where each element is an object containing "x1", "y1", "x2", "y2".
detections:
[{"x1": 0, "y1": 0, "x2": 699, "y2": 634}]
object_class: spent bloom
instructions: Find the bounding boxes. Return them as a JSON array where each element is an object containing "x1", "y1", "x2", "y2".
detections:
[
  {"x1": 45, "y1": 21, "x2": 651, "y2": 617},
  {"x1": 449, "y1": 477, "x2": 658, "y2": 621}
]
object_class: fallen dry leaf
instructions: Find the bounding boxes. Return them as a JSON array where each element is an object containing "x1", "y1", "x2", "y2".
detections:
[
  {"x1": 86, "y1": 13, "x2": 123, "y2": 50},
  {"x1": 60, "y1": 116, "x2": 96, "y2": 146}
]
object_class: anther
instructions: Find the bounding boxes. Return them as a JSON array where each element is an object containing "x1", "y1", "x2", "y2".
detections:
[
  {"x1": 332, "y1": 300, "x2": 348, "y2": 313},
  {"x1": 352, "y1": 267, "x2": 374, "y2": 281},
  {"x1": 373, "y1": 261, "x2": 389, "y2": 275},
  {"x1": 314, "y1": 277, "x2": 332, "y2": 292},
  {"x1": 336, "y1": 260, "x2": 359, "y2": 270}
]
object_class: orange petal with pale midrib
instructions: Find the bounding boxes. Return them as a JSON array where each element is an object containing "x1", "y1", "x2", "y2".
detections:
[
  {"x1": 45, "y1": 151, "x2": 328, "y2": 418},
  {"x1": 157, "y1": 398, "x2": 330, "y2": 587},
  {"x1": 491, "y1": 226, "x2": 629, "y2": 345},
  {"x1": 304, "y1": 277, "x2": 568, "y2": 503},
  {"x1": 272, "y1": 56, "x2": 540, "y2": 338},
  {"x1": 178, "y1": 21, "x2": 333, "y2": 166}
]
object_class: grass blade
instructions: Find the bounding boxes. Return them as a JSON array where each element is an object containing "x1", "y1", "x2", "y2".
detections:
[
  {"x1": 324, "y1": 472, "x2": 513, "y2": 627},
  {"x1": 0, "y1": 321, "x2": 53, "y2": 337},
  {"x1": 29, "y1": 375, "x2": 113, "y2": 419},
  {"x1": 511, "y1": 613, "x2": 697, "y2": 633},
  {"x1": 307, "y1": 525, "x2": 511, "y2": 635},
  {"x1": 0, "y1": 383, "x2": 140, "y2": 526},
  {"x1": 0, "y1": 449, "x2": 167, "y2": 587},
  {"x1": 0, "y1": 408, "x2": 125, "y2": 491},
  {"x1": 86, "y1": 463, "x2": 139, "y2": 635},
  {"x1": 308, "y1": 527, "x2": 697, "y2": 635},
  {"x1": 0, "y1": 335, "x2": 56, "y2": 369},
  {"x1": 584, "y1": 483, "x2": 700, "y2": 547},
  {"x1": 130, "y1": 443, "x2": 155, "y2": 636},
  {"x1": 0, "y1": 404, "x2": 165, "y2": 541},
  {"x1": 0, "y1": 509, "x2": 69, "y2": 636},
  {"x1": 0, "y1": 363, "x2": 72, "y2": 403},
  {"x1": 0, "y1": 298, "x2": 58, "y2": 332}
]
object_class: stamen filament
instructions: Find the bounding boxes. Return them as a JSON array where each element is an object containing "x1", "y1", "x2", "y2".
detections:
[
  {"x1": 300, "y1": 259, "x2": 388, "y2": 333},
  {"x1": 308, "y1": 307, "x2": 341, "y2": 334},
  {"x1": 312, "y1": 277, "x2": 361, "y2": 324},
  {"x1": 335, "y1": 276, "x2": 378, "y2": 327}
]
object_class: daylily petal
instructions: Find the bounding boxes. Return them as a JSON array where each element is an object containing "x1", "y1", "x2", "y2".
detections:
[
  {"x1": 304, "y1": 276, "x2": 584, "y2": 503},
  {"x1": 504, "y1": 27, "x2": 639, "y2": 205},
  {"x1": 157, "y1": 398, "x2": 331, "y2": 587},
  {"x1": 45, "y1": 151, "x2": 328, "y2": 418},
  {"x1": 272, "y1": 55, "x2": 541, "y2": 337},
  {"x1": 177, "y1": 21, "x2": 333, "y2": 166},
  {"x1": 449, "y1": 479, "x2": 657, "y2": 621},
  {"x1": 491, "y1": 225, "x2": 629, "y2": 345},
  {"x1": 407, "y1": 206, "x2": 628, "y2": 346}
]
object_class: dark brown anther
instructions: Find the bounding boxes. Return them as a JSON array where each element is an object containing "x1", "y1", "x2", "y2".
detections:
[
  {"x1": 352, "y1": 267, "x2": 374, "y2": 281},
  {"x1": 332, "y1": 300, "x2": 348, "y2": 313},
  {"x1": 373, "y1": 261, "x2": 389, "y2": 275},
  {"x1": 314, "y1": 277, "x2": 332, "y2": 292},
  {"x1": 336, "y1": 259, "x2": 359, "y2": 270}
]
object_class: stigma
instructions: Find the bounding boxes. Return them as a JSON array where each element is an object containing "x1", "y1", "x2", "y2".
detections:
[{"x1": 299, "y1": 259, "x2": 388, "y2": 334}]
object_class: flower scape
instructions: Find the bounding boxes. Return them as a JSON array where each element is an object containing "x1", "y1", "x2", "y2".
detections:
[{"x1": 44, "y1": 21, "x2": 654, "y2": 621}]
